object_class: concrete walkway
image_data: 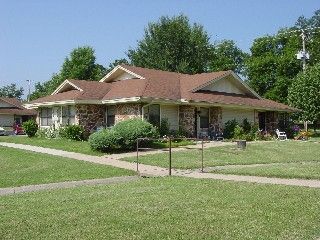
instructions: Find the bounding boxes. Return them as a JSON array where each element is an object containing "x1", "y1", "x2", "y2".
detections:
[
  {"x1": 1, "y1": 142, "x2": 320, "y2": 189},
  {"x1": 109, "y1": 140, "x2": 233, "y2": 159},
  {"x1": 0, "y1": 176, "x2": 139, "y2": 196}
]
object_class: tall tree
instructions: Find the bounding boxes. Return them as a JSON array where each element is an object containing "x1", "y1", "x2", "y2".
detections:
[
  {"x1": 288, "y1": 62, "x2": 320, "y2": 124},
  {"x1": 106, "y1": 58, "x2": 129, "y2": 73},
  {"x1": 209, "y1": 40, "x2": 248, "y2": 74},
  {"x1": 245, "y1": 9, "x2": 320, "y2": 103},
  {"x1": 127, "y1": 15, "x2": 213, "y2": 74},
  {"x1": 0, "y1": 84, "x2": 24, "y2": 99},
  {"x1": 30, "y1": 46, "x2": 106, "y2": 100}
]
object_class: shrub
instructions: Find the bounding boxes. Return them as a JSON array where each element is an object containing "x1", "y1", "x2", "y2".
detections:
[
  {"x1": 242, "y1": 118, "x2": 251, "y2": 134},
  {"x1": 233, "y1": 125, "x2": 245, "y2": 140},
  {"x1": 62, "y1": 125, "x2": 86, "y2": 141},
  {"x1": 113, "y1": 118, "x2": 159, "y2": 150},
  {"x1": 224, "y1": 119, "x2": 238, "y2": 139},
  {"x1": 22, "y1": 119, "x2": 38, "y2": 137},
  {"x1": 89, "y1": 129, "x2": 122, "y2": 152},
  {"x1": 159, "y1": 118, "x2": 170, "y2": 137}
]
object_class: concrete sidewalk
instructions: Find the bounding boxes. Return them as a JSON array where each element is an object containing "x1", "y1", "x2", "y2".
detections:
[
  {"x1": 1, "y1": 142, "x2": 320, "y2": 189},
  {"x1": 0, "y1": 176, "x2": 139, "y2": 196}
]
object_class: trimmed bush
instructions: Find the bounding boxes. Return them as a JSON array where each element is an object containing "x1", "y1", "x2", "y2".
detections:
[
  {"x1": 242, "y1": 118, "x2": 251, "y2": 134},
  {"x1": 233, "y1": 125, "x2": 245, "y2": 140},
  {"x1": 89, "y1": 129, "x2": 122, "y2": 152},
  {"x1": 159, "y1": 118, "x2": 170, "y2": 137},
  {"x1": 224, "y1": 119, "x2": 238, "y2": 139},
  {"x1": 113, "y1": 118, "x2": 159, "y2": 150},
  {"x1": 22, "y1": 119, "x2": 38, "y2": 137},
  {"x1": 61, "y1": 125, "x2": 86, "y2": 141}
]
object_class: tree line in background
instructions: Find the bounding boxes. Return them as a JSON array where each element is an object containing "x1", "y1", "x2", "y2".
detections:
[{"x1": 1, "y1": 10, "x2": 319, "y2": 123}]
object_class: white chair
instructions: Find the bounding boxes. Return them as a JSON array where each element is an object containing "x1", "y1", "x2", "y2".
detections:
[{"x1": 276, "y1": 129, "x2": 287, "y2": 140}]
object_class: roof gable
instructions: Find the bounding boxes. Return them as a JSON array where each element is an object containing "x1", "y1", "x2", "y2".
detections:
[
  {"x1": 192, "y1": 72, "x2": 261, "y2": 99},
  {"x1": 52, "y1": 80, "x2": 84, "y2": 95},
  {"x1": 100, "y1": 65, "x2": 145, "y2": 83}
]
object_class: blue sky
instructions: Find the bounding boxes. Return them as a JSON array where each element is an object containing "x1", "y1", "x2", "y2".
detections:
[{"x1": 0, "y1": 0, "x2": 319, "y2": 95}]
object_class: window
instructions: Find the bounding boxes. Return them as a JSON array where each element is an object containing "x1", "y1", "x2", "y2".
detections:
[
  {"x1": 40, "y1": 108, "x2": 52, "y2": 126},
  {"x1": 200, "y1": 108, "x2": 209, "y2": 128},
  {"x1": 61, "y1": 106, "x2": 75, "y2": 125},
  {"x1": 144, "y1": 104, "x2": 160, "y2": 127},
  {"x1": 106, "y1": 106, "x2": 115, "y2": 127}
]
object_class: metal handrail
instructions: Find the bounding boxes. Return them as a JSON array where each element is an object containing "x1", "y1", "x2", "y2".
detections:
[{"x1": 136, "y1": 137, "x2": 205, "y2": 175}]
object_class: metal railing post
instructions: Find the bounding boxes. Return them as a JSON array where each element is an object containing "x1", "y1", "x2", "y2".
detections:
[
  {"x1": 136, "y1": 138, "x2": 139, "y2": 173},
  {"x1": 201, "y1": 137, "x2": 204, "y2": 173},
  {"x1": 169, "y1": 137, "x2": 172, "y2": 176}
]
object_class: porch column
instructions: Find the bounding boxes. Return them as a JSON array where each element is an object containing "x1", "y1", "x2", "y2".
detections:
[
  {"x1": 75, "y1": 104, "x2": 106, "y2": 134},
  {"x1": 179, "y1": 105, "x2": 196, "y2": 137},
  {"x1": 209, "y1": 107, "x2": 222, "y2": 131}
]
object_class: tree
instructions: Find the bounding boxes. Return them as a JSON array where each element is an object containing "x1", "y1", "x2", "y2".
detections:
[
  {"x1": 288, "y1": 63, "x2": 320, "y2": 124},
  {"x1": 0, "y1": 84, "x2": 24, "y2": 99},
  {"x1": 245, "y1": 33, "x2": 301, "y2": 103},
  {"x1": 30, "y1": 46, "x2": 106, "y2": 100},
  {"x1": 127, "y1": 15, "x2": 213, "y2": 74},
  {"x1": 106, "y1": 58, "x2": 129, "y2": 73},
  {"x1": 245, "y1": 9, "x2": 320, "y2": 103},
  {"x1": 208, "y1": 40, "x2": 248, "y2": 74}
]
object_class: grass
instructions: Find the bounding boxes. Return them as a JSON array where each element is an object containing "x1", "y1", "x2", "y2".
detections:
[
  {"x1": 0, "y1": 146, "x2": 135, "y2": 188},
  {"x1": 210, "y1": 162, "x2": 320, "y2": 180},
  {"x1": 123, "y1": 140, "x2": 320, "y2": 169},
  {"x1": 0, "y1": 135, "x2": 103, "y2": 156},
  {"x1": 0, "y1": 177, "x2": 319, "y2": 239},
  {"x1": 150, "y1": 139, "x2": 196, "y2": 149}
]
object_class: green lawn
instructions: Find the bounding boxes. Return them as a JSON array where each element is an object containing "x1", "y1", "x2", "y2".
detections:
[
  {"x1": 123, "y1": 141, "x2": 320, "y2": 169},
  {"x1": 0, "y1": 177, "x2": 319, "y2": 239},
  {"x1": 0, "y1": 136, "x2": 103, "y2": 155},
  {"x1": 0, "y1": 146, "x2": 135, "y2": 188},
  {"x1": 210, "y1": 162, "x2": 320, "y2": 180}
]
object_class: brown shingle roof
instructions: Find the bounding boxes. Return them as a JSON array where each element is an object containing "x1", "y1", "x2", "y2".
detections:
[
  {"x1": 28, "y1": 65, "x2": 297, "y2": 112},
  {"x1": 0, "y1": 97, "x2": 37, "y2": 115}
]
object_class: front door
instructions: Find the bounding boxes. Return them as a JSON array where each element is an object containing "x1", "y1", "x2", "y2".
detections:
[{"x1": 258, "y1": 112, "x2": 266, "y2": 131}]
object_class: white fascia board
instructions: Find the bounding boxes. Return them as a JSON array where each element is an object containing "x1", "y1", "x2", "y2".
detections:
[
  {"x1": 99, "y1": 65, "x2": 145, "y2": 82},
  {"x1": 189, "y1": 100, "x2": 292, "y2": 112},
  {"x1": 102, "y1": 97, "x2": 141, "y2": 104},
  {"x1": 51, "y1": 80, "x2": 83, "y2": 95},
  {"x1": 23, "y1": 100, "x2": 76, "y2": 109}
]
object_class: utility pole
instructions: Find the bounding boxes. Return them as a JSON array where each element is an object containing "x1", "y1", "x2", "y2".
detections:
[
  {"x1": 300, "y1": 29, "x2": 307, "y2": 73},
  {"x1": 296, "y1": 29, "x2": 310, "y2": 131},
  {"x1": 26, "y1": 79, "x2": 31, "y2": 102}
]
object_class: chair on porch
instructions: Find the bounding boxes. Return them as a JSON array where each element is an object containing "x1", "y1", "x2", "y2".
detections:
[{"x1": 276, "y1": 129, "x2": 287, "y2": 140}]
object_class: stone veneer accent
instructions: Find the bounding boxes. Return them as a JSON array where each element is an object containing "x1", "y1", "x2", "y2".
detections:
[
  {"x1": 179, "y1": 105, "x2": 196, "y2": 137},
  {"x1": 115, "y1": 103, "x2": 142, "y2": 124},
  {"x1": 75, "y1": 105, "x2": 105, "y2": 133},
  {"x1": 209, "y1": 107, "x2": 222, "y2": 131}
]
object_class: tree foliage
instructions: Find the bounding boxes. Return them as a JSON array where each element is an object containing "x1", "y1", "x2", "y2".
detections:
[
  {"x1": 0, "y1": 84, "x2": 24, "y2": 99},
  {"x1": 30, "y1": 46, "x2": 106, "y2": 100},
  {"x1": 209, "y1": 40, "x2": 248, "y2": 74},
  {"x1": 288, "y1": 63, "x2": 320, "y2": 122},
  {"x1": 127, "y1": 14, "x2": 213, "y2": 74},
  {"x1": 245, "y1": 9, "x2": 320, "y2": 103},
  {"x1": 106, "y1": 58, "x2": 129, "y2": 73}
]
